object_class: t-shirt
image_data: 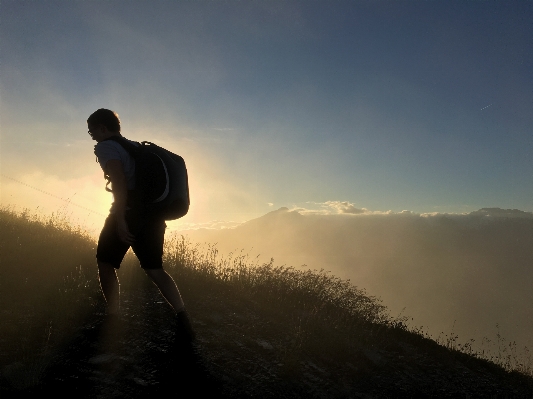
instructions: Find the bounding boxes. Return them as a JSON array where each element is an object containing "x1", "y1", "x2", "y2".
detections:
[{"x1": 94, "y1": 138, "x2": 139, "y2": 190}]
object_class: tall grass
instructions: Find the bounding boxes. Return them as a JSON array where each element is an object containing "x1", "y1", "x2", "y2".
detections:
[
  {"x1": 162, "y1": 234, "x2": 399, "y2": 373},
  {"x1": 0, "y1": 207, "x2": 101, "y2": 389},
  {"x1": 164, "y1": 233, "x2": 533, "y2": 377},
  {"x1": 1, "y1": 206, "x2": 532, "y2": 391},
  {"x1": 434, "y1": 323, "x2": 533, "y2": 376},
  {"x1": 165, "y1": 234, "x2": 390, "y2": 323}
]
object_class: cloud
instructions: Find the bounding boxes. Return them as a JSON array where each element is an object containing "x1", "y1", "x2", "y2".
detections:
[
  {"x1": 289, "y1": 201, "x2": 367, "y2": 215},
  {"x1": 290, "y1": 201, "x2": 404, "y2": 216},
  {"x1": 170, "y1": 220, "x2": 244, "y2": 232},
  {"x1": 290, "y1": 202, "x2": 533, "y2": 221},
  {"x1": 324, "y1": 201, "x2": 367, "y2": 214},
  {"x1": 293, "y1": 207, "x2": 330, "y2": 215}
]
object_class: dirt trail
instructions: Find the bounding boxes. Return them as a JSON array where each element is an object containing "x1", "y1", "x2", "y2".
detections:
[{"x1": 3, "y1": 285, "x2": 533, "y2": 398}]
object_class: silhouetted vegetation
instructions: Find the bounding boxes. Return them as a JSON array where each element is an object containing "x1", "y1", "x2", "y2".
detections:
[{"x1": 1, "y1": 207, "x2": 532, "y2": 396}]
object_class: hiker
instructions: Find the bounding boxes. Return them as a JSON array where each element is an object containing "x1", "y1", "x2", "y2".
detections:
[{"x1": 87, "y1": 108, "x2": 194, "y2": 340}]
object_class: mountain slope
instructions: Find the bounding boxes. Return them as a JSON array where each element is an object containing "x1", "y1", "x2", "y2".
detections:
[
  {"x1": 183, "y1": 207, "x2": 533, "y2": 354},
  {"x1": 1, "y1": 207, "x2": 532, "y2": 397}
]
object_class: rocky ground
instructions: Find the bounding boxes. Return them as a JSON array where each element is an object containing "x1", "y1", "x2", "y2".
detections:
[{"x1": 2, "y1": 283, "x2": 533, "y2": 398}]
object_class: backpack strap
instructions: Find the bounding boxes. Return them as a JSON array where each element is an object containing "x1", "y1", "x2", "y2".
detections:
[
  {"x1": 99, "y1": 136, "x2": 142, "y2": 199},
  {"x1": 104, "y1": 136, "x2": 142, "y2": 158}
]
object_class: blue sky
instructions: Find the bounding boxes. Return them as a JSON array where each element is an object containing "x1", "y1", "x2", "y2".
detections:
[{"x1": 1, "y1": 1, "x2": 532, "y2": 231}]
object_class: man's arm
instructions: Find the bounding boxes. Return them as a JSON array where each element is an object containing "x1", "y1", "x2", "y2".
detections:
[{"x1": 105, "y1": 159, "x2": 135, "y2": 245}]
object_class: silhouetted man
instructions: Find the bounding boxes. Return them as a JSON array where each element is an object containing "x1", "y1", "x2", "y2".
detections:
[{"x1": 87, "y1": 108, "x2": 194, "y2": 341}]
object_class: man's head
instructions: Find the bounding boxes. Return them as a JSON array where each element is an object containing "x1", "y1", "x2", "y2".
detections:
[{"x1": 87, "y1": 108, "x2": 121, "y2": 142}]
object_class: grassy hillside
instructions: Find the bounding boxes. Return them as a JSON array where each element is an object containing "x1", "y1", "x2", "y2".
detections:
[
  {"x1": 1, "y1": 207, "x2": 532, "y2": 397},
  {"x1": 184, "y1": 207, "x2": 533, "y2": 354}
]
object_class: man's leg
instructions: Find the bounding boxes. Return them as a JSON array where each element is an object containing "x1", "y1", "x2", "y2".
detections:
[
  {"x1": 145, "y1": 268, "x2": 195, "y2": 341},
  {"x1": 98, "y1": 261, "x2": 120, "y2": 315},
  {"x1": 144, "y1": 268, "x2": 185, "y2": 313},
  {"x1": 96, "y1": 213, "x2": 128, "y2": 316},
  {"x1": 137, "y1": 220, "x2": 195, "y2": 340}
]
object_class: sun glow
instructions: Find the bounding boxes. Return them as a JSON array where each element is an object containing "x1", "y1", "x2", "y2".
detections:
[{"x1": 0, "y1": 171, "x2": 111, "y2": 238}]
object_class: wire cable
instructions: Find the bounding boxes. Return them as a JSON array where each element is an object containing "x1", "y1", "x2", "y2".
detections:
[{"x1": 0, "y1": 173, "x2": 106, "y2": 217}]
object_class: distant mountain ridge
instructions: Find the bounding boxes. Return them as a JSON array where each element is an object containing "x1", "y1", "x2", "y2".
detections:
[{"x1": 468, "y1": 207, "x2": 533, "y2": 218}]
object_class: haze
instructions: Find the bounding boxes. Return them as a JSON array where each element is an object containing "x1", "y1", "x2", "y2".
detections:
[
  {"x1": 184, "y1": 205, "x2": 533, "y2": 352},
  {"x1": 1, "y1": 1, "x2": 532, "y2": 351}
]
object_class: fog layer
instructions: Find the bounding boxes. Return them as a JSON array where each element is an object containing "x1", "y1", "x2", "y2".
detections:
[{"x1": 182, "y1": 207, "x2": 533, "y2": 351}]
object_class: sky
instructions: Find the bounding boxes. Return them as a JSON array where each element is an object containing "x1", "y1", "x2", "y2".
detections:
[{"x1": 1, "y1": 0, "x2": 532, "y2": 235}]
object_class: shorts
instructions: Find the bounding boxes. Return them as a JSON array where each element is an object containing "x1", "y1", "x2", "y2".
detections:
[{"x1": 96, "y1": 210, "x2": 166, "y2": 269}]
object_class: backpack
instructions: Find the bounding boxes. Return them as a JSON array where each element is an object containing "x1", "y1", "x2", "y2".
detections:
[{"x1": 105, "y1": 136, "x2": 190, "y2": 220}]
